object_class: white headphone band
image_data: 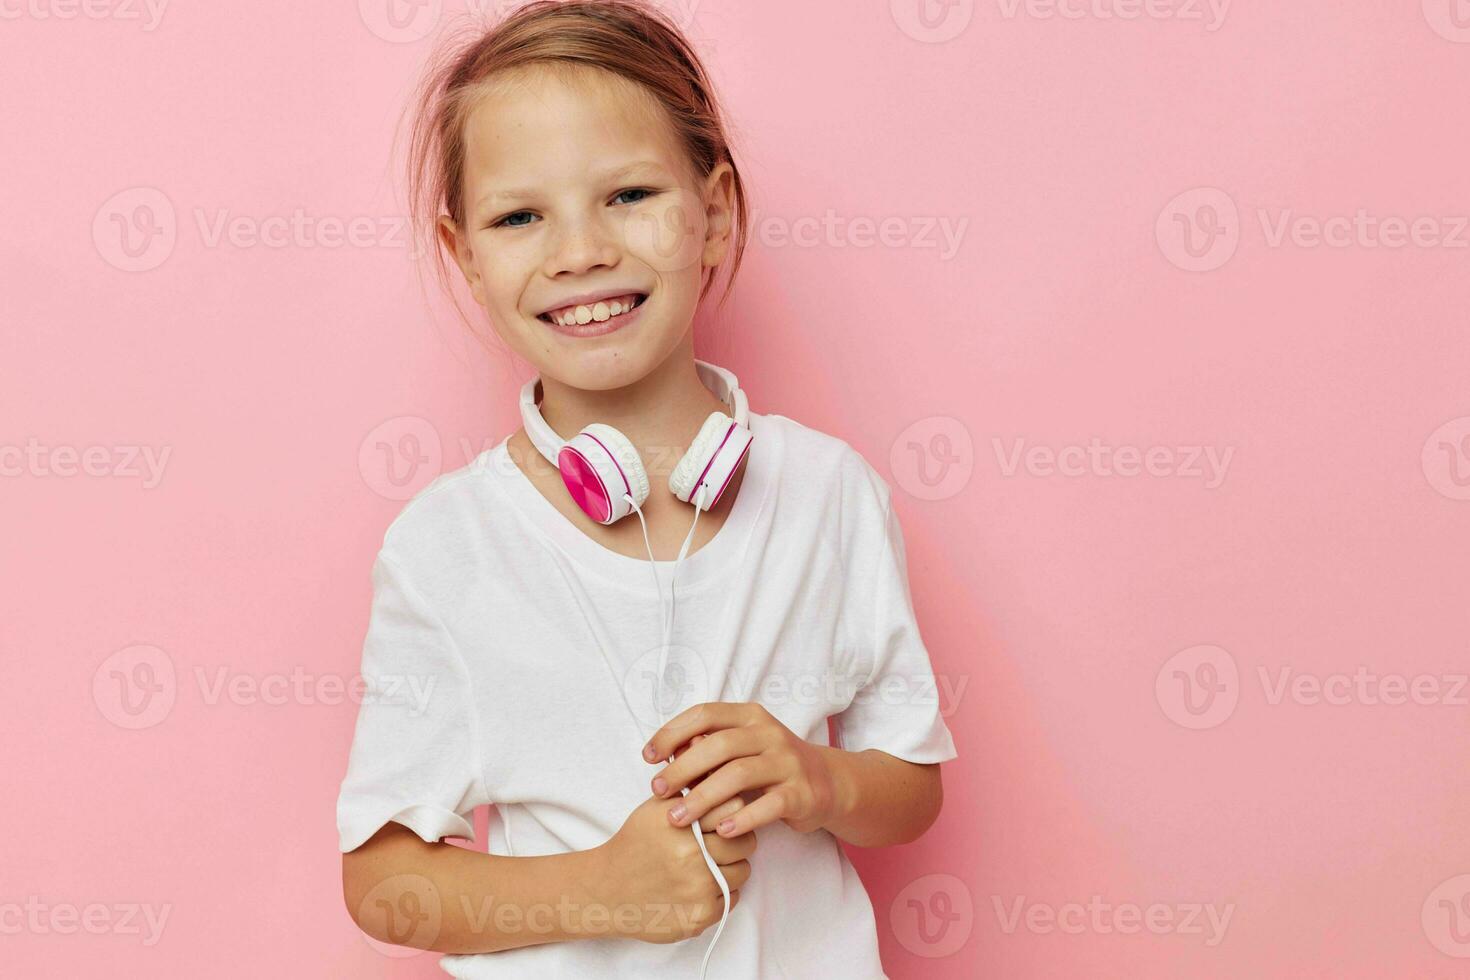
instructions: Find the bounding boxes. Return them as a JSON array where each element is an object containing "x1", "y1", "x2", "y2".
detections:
[{"x1": 518, "y1": 359, "x2": 749, "y2": 468}]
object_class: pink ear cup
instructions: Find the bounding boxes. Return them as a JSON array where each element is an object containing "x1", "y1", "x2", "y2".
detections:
[
  {"x1": 557, "y1": 423, "x2": 650, "y2": 525},
  {"x1": 557, "y1": 443, "x2": 614, "y2": 524}
]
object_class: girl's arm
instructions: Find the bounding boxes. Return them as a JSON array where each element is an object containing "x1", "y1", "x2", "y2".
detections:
[
  {"x1": 342, "y1": 822, "x2": 609, "y2": 954},
  {"x1": 812, "y1": 745, "x2": 943, "y2": 847},
  {"x1": 343, "y1": 792, "x2": 755, "y2": 953}
]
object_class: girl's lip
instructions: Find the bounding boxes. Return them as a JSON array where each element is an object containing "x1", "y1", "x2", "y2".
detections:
[{"x1": 540, "y1": 294, "x2": 648, "y2": 339}]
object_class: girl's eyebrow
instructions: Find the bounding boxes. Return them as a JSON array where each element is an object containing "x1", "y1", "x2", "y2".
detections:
[{"x1": 477, "y1": 161, "x2": 669, "y2": 210}]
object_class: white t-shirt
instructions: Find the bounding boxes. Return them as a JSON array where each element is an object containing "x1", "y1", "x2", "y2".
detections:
[{"x1": 336, "y1": 410, "x2": 958, "y2": 979}]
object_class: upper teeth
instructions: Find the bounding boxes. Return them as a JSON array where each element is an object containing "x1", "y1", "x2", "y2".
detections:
[{"x1": 545, "y1": 294, "x2": 641, "y2": 326}]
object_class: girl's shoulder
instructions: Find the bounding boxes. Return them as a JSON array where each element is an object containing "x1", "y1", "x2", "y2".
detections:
[
  {"x1": 372, "y1": 437, "x2": 513, "y2": 572},
  {"x1": 756, "y1": 410, "x2": 895, "y2": 512}
]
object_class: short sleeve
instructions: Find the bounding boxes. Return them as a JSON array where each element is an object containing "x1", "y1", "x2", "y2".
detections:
[
  {"x1": 832, "y1": 476, "x2": 959, "y2": 766},
  {"x1": 336, "y1": 551, "x2": 490, "y2": 852}
]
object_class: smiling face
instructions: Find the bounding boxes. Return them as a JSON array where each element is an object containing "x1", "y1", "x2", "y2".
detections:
[{"x1": 438, "y1": 64, "x2": 735, "y2": 392}]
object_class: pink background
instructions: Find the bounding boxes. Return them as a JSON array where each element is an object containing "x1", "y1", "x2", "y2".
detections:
[{"x1": 4, "y1": 1, "x2": 1470, "y2": 976}]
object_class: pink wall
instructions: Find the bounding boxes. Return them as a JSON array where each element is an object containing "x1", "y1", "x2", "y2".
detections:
[{"x1": 4, "y1": 1, "x2": 1469, "y2": 976}]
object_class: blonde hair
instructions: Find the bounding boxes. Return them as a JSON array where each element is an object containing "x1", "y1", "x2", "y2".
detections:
[{"x1": 403, "y1": 0, "x2": 750, "y2": 327}]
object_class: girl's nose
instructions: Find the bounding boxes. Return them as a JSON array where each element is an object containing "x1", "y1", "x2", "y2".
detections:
[{"x1": 544, "y1": 218, "x2": 622, "y2": 277}]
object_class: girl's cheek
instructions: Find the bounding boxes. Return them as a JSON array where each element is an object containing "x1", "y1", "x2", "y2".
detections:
[{"x1": 618, "y1": 195, "x2": 705, "y2": 275}]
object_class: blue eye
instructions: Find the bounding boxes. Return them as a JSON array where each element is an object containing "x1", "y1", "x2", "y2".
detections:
[
  {"x1": 491, "y1": 189, "x2": 654, "y2": 229},
  {"x1": 613, "y1": 188, "x2": 652, "y2": 205},
  {"x1": 496, "y1": 211, "x2": 536, "y2": 229}
]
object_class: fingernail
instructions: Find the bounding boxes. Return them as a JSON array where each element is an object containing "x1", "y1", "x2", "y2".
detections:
[
  {"x1": 718, "y1": 819, "x2": 734, "y2": 834},
  {"x1": 652, "y1": 777, "x2": 668, "y2": 796},
  {"x1": 669, "y1": 802, "x2": 687, "y2": 823},
  {"x1": 643, "y1": 744, "x2": 656, "y2": 761}
]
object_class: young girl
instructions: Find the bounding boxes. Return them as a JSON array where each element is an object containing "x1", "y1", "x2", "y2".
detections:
[{"x1": 336, "y1": 3, "x2": 957, "y2": 977}]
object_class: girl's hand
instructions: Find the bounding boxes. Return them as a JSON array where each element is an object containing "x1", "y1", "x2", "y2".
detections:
[
  {"x1": 594, "y1": 787, "x2": 755, "y2": 944},
  {"x1": 642, "y1": 702, "x2": 845, "y2": 838}
]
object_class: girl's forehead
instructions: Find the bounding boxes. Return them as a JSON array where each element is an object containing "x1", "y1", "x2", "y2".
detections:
[
  {"x1": 458, "y1": 69, "x2": 687, "y2": 189},
  {"x1": 465, "y1": 66, "x2": 683, "y2": 167}
]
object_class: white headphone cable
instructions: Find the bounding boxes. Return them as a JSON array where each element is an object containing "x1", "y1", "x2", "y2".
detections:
[{"x1": 626, "y1": 487, "x2": 731, "y2": 980}]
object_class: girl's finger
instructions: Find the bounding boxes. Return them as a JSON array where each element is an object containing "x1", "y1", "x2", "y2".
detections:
[
  {"x1": 712, "y1": 787, "x2": 787, "y2": 837},
  {"x1": 700, "y1": 794, "x2": 745, "y2": 826}
]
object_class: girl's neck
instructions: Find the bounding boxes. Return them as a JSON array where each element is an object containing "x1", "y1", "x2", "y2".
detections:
[{"x1": 535, "y1": 343, "x2": 731, "y2": 480}]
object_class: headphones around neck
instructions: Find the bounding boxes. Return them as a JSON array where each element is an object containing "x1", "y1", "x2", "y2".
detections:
[
  {"x1": 519, "y1": 360, "x2": 754, "y2": 526},
  {"x1": 515, "y1": 359, "x2": 751, "y2": 978}
]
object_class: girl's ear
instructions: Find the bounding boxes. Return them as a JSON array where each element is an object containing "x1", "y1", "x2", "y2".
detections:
[
  {"x1": 436, "y1": 214, "x2": 486, "y2": 307},
  {"x1": 700, "y1": 161, "x2": 736, "y2": 269}
]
